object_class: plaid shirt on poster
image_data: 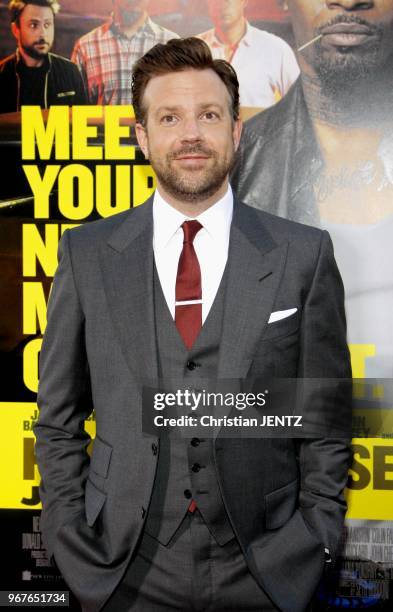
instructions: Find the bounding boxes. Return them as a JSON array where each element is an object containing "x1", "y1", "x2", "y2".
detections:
[{"x1": 72, "y1": 17, "x2": 179, "y2": 105}]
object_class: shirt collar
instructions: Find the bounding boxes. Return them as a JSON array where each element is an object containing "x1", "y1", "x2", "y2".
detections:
[
  {"x1": 15, "y1": 48, "x2": 50, "y2": 72},
  {"x1": 209, "y1": 21, "x2": 251, "y2": 49},
  {"x1": 110, "y1": 14, "x2": 154, "y2": 38},
  {"x1": 153, "y1": 186, "x2": 233, "y2": 251},
  {"x1": 143, "y1": 16, "x2": 163, "y2": 36},
  {"x1": 241, "y1": 21, "x2": 253, "y2": 47}
]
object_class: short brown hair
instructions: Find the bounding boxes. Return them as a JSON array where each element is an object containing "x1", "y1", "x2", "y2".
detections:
[
  {"x1": 9, "y1": 0, "x2": 60, "y2": 25},
  {"x1": 131, "y1": 37, "x2": 240, "y2": 125}
]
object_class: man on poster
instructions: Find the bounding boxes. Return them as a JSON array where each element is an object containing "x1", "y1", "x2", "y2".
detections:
[
  {"x1": 35, "y1": 37, "x2": 351, "y2": 612},
  {"x1": 0, "y1": 0, "x2": 87, "y2": 113},
  {"x1": 71, "y1": 0, "x2": 178, "y2": 105},
  {"x1": 198, "y1": 0, "x2": 299, "y2": 109}
]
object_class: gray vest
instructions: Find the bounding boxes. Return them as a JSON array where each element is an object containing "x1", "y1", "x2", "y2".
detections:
[{"x1": 144, "y1": 265, "x2": 235, "y2": 546}]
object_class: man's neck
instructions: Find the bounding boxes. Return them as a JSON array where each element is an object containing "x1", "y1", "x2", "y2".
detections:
[
  {"x1": 18, "y1": 48, "x2": 44, "y2": 68},
  {"x1": 215, "y1": 18, "x2": 247, "y2": 47},
  {"x1": 301, "y1": 69, "x2": 393, "y2": 129},
  {"x1": 300, "y1": 66, "x2": 393, "y2": 225},
  {"x1": 156, "y1": 180, "x2": 230, "y2": 217},
  {"x1": 114, "y1": 10, "x2": 148, "y2": 38}
]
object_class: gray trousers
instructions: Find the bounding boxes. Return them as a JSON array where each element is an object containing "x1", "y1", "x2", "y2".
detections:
[{"x1": 102, "y1": 510, "x2": 280, "y2": 611}]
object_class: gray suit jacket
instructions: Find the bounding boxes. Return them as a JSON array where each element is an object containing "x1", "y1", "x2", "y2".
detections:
[{"x1": 34, "y1": 196, "x2": 352, "y2": 612}]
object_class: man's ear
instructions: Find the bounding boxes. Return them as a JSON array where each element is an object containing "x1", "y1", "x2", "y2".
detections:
[
  {"x1": 233, "y1": 118, "x2": 243, "y2": 153},
  {"x1": 135, "y1": 122, "x2": 149, "y2": 159},
  {"x1": 11, "y1": 22, "x2": 19, "y2": 42}
]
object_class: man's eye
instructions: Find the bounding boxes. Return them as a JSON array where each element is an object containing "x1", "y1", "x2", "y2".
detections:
[
  {"x1": 160, "y1": 115, "x2": 177, "y2": 125},
  {"x1": 201, "y1": 111, "x2": 219, "y2": 121}
]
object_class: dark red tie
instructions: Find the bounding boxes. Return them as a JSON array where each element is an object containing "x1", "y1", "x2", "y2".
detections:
[
  {"x1": 175, "y1": 221, "x2": 202, "y2": 514},
  {"x1": 175, "y1": 220, "x2": 203, "y2": 350}
]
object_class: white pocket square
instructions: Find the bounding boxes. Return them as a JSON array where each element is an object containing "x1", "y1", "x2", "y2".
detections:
[{"x1": 268, "y1": 308, "x2": 297, "y2": 324}]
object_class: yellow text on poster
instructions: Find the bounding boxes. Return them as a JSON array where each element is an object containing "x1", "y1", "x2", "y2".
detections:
[
  {"x1": 1, "y1": 403, "x2": 392, "y2": 519},
  {"x1": 346, "y1": 437, "x2": 393, "y2": 520},
  {"x1": 0, "y1": 403, "x2": 95, "y2": 510}
]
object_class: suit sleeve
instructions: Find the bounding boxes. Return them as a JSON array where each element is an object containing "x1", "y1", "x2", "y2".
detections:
[
  {"x1": 296, "y1": 230, "x2": 352, "y2": 559},
  {"x1": 34, "y1": 230, "x2": 93, "y2": 559}
]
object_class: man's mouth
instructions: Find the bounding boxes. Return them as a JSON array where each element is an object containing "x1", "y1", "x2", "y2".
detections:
[
  {"x1": 172, "y1": 155, "x2": 211, "y2": 169},
  {"x1": 319, "y1": 21, "x2": 378, "y2": 47},
  {"x1": 174, "y1": 155, "x2": 210, "y2": 160},
  {"x1": 170, "y1": 147, "x2": 213, "y2": 164}
]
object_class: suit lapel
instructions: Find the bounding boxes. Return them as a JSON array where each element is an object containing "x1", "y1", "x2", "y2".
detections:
[
  {"x1": 98, "y1": 198, "x2": 288, "y2": 384},
  {"x1": 217, "y1": 202, "x2": 288, "y2": 379},
  {"x1": 99, "y1": 198, "x2": 159, "y2": 382}
]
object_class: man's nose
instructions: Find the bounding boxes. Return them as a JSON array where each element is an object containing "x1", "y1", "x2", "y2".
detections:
[
  {"x1": 180, "y1": 116, "x2": 203, "y2": 141},
  {"x1": 36, "y1": 24, "x2": 47, "y2": 37},
  {"x1": 326, "y1": 0, "x2": 374, "y2": 10}
]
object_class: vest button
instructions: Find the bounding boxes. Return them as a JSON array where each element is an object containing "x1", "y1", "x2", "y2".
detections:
[
  {"x1": 191, "y1": 463, "x2": 201, "y2": 473},
  {"x1": 191, "y1": 438, "x2": 200, "y2": 447},
  {"x1": 187, "y1": 361, "x2": 198, "y2": 371},
  {"x1": 184, "y1": 489, "x2": 192, "y2": 499},
  {"x1": 141, "y1": 507, "x2": 146, "y2": 518},
  {"x1": 151, "y1": 443, "x2": 158, "y2": 455}
]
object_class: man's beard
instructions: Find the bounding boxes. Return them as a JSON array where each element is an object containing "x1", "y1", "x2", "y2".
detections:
[
  {"x1": 149, "y1": 143, "x2": 235, "y2": 203},
  {"x1": 120, "y1": 8, "x2": 143, "y2": 26},
  {"x1": 21, "y1": 40, "x2": 49, "y2": 61},
  {"x1": 309, "y1": 15, "x2": 388, "y2": 96}
]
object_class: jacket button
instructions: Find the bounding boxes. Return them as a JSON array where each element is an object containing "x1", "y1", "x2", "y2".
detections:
[
  {"x1": 184, "y1": 489, "x2": 192, "y2": 499},
  {"x1": 151, "y1": 443, "x2": 158, "y2": 455},
  {"x1": 191, "y1": 463, "x2": 201, "y2": 473},
  {"x1": 191, "y1": 438, "x2": 200, "y2": 447},
  {"x1": 187, "y1": 361, "x2": 198, "y2": 371},
  {"x1": 141, "y1": 507, "x2": 146, "y2": 518}
]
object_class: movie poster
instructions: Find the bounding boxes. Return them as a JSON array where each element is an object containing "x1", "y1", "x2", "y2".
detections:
[{"x1": 0, "y1": 0, "x2": 391, "y2": 609}]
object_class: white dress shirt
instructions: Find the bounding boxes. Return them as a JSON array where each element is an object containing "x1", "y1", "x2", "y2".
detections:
[
  {"x1": 153, "y1": 187, "x2": 233, "y2": 324},
  {"x1": 198, "y1": 23, "x2": 299, "y2": 109}
]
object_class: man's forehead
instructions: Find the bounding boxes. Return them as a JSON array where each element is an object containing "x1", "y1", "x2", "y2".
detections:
[
  {"x1": 21, "y1": 5, "x2": 54, "y2": 21},
  {"x1": 153, "y1": 101, "x2": 227, "y2": 115},
  {"x1": 144, "y1": 69, "x2": 229, "y2": 99}
]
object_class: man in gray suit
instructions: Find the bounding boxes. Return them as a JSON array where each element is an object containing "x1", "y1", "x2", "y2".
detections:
[{"x1": 34, "y1": 38, "x2": 352, "y2": 612}]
